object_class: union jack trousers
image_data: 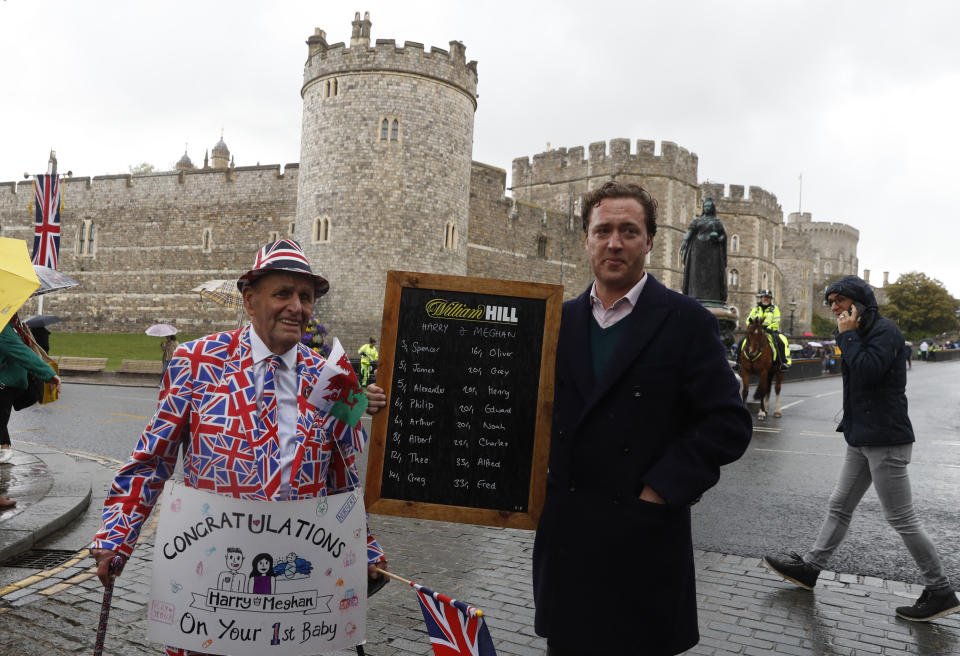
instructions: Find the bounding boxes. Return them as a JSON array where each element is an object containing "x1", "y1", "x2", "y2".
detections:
[{"x1": 91, "y1": 325, "x2": 385, "y2": 656}]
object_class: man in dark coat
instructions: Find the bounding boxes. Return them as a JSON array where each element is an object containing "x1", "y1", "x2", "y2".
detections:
[
  {"x1": 764, "y1": 275, "x2": 959, "y2": 622},
  {"x1": 533, "y1": 181, "x2": 752, "y2": 655}
]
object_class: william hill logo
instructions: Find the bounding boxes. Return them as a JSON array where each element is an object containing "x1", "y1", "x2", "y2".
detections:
[{"x1": 424, "y1": 298, "x2": 519, "y2": 324}]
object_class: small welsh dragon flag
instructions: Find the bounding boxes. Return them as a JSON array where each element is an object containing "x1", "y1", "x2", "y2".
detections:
[{"x1": 308, "y1": 338, "x2": 369, "y2": 452}]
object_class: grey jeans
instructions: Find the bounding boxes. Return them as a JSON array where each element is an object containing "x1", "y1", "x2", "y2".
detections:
[{"x1": 805, "y1": 443, "x2": 950, "y2": 590}]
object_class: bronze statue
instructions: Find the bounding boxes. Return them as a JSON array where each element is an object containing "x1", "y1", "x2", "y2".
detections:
[{"x1": 681, "y1": 198, "x2": 727, "y2": 305}]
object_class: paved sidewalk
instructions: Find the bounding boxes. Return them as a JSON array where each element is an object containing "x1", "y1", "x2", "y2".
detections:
[{"x1": 2, "y1": 451, "x2": 959, "y2": 654}]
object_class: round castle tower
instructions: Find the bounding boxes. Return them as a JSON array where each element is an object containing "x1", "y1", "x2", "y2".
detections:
[{"x1": 295, "y1": 12, "x2": 478, "y2": 349}]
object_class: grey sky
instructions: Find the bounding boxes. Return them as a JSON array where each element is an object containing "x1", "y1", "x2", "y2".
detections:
[{"x1": 2, "y1": 0, "x2": 959, "y2": 297}]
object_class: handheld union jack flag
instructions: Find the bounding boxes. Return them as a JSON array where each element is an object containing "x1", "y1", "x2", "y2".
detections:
[
  {"x1": 32, "y1": 174, "x2": 62, "y2": 269},
  {"x1": 414, "y1": 582, "x2": 498, "y2": 656}
]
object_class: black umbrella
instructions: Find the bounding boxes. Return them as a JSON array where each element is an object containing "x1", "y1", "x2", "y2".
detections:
[{"x1": 25, "y1": 314, "x2": 61, "y2": 328}]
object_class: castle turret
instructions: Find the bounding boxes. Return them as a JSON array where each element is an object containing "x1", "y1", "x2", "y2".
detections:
[
  {"x1": 175, "y1": 148, "x2": 195, "y2": 171},
  {"x1": 350, "y1": 11, "x2": 371, "y2": 48},
  {"x1": 295, "y1": 13, "x2": 478, "y2": 348},
  {"x1": 211, "y1": 132, "x2": 230, "y2": 169}
]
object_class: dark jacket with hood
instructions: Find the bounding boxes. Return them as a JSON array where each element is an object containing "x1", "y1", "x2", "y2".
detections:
[{"x1": 826, "y1": 275, "x2": 914, "y2": 446}]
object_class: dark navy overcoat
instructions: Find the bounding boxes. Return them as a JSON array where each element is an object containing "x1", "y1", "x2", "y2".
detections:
[{"x1": 533, "y1": 275, "x2": 752, "y2": 654}]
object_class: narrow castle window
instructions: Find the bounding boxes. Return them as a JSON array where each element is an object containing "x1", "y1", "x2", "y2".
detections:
[
  {"x1": 762, "y1": 272, "x2": 768, "y2": 288},
  {"x1": 391, "y1": 119, "x2": 399, "y2": 142},
  {"x1": 443, "y1": 222, "x2": 458, "y2": 250},
  {"x1": 268, "y1": 230, "x2": 280, "y2": 243},
  {"x1": 313, "y1": 217, "x2": 330, "y2": 243},
  {"x1": 730, "y1": 234, "x2": 739, "y2": 253},
  {"x1": 77, "y1": 219, "x2": 96, "y2": 257},
  {"x1": 380, "y1": 118, "x2": 389, "y2": 141},
  {"x1": 763, "y1": 239, "x2": 769, "y2": 258},
  {"x1": 728, "y1": 269, "x2": 740, "y2": 288},
  {"x1": 333, "y1": 78, "x2": 338, "y2": 96},
  {"x1": 537, "y1": 236, "x2": 547, "y2": 258},
  {"x1": 201, "y1": 228, "x2": 212, "y2": 253},
  {"x1": 824, "y1": 262, "x2": 832, "y2": 275},
  {"x1": 287, "y1": 222, "x2": 295, "y2": 236}
]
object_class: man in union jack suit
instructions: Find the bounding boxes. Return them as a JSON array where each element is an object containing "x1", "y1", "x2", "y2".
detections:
[{"x1": 90, "y1": 239, "x2": 388, "y2": 656}]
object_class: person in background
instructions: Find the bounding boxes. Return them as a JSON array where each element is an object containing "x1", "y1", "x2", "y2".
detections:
[
  {"x1": 160, "y1": 334, "x2": 178, "y2": 378},
  {"x1": 31, "y1": 324, "x2": 51, "y2": 353},
  {"x1": 358, "y1": 337, "x2": 379, "y2": 386},
  {"x1": 764, "y1": 275, "x2": 959, "y2": 622},
  {"x1": 746, "y1": 290, "x2": 791, "y2": 370},
  {"x1": 0, "y1": 313, "x2": 63, "y2": 497}
]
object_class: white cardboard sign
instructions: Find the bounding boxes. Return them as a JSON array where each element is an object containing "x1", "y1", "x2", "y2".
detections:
[{"x1": 147, "y1": 481, "x2": 367, "y2": 655}]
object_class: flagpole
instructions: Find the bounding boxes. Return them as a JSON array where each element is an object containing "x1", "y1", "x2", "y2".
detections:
[{"x1": 374, "y1": 567, "x2": 485, "y2": 617}]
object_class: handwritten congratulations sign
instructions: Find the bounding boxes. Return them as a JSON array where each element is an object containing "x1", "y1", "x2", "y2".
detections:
[{"x1": 148, "y1": 481, "x2": 367, "y2": 655}]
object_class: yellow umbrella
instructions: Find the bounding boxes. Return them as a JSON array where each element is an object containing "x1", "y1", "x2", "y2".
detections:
[{"x1": 0, "y1": 238, "x2": 41, "y2": 333}]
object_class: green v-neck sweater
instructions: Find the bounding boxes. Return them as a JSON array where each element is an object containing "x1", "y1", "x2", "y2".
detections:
[{"x1": 589, "y1": 315, "x2": 630, "y2": 381}]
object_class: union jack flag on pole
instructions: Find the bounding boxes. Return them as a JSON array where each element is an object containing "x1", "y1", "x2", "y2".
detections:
[
  {"x1": 32, "y1": 173, "x2": 62, "y2": 270},
  {"x1": 414, "y1": 582, "x2": 498, "y2": 656}
]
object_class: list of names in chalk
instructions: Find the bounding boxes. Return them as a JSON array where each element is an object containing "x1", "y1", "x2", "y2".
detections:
[{"x1": 380, "y1": 287, "x2": 546, "y2": 512}]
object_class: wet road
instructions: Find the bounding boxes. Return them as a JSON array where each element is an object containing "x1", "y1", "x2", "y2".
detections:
[
  {"x1": 695, "y1": 360, "x2": 960, "y2": 586},
  {"x1": 8, "y1": 361, "x2": 960, "y2": 585}
]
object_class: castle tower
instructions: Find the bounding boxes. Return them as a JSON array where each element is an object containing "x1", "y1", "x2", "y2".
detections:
[
  {"x1": 175, "y1": 147, "x2": 195, "y2": 171},
  {"x1": 211, "y1": 132, "x2": 230, "y2": 169},
  {"x1": 511, "y1": 139, "x2": 699, "y2": 291},
  {"x1": 295, "y1": 13, "x2": 478, "y2": 349}
]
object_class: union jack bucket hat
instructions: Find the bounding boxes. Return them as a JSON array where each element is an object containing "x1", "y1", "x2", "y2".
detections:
[{"x1": 237, "y1": 239, "x2": 329, "y2": 296}]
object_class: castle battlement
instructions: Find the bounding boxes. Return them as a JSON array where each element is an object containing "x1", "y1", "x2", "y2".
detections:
[
  {"x1": 699, "y1": 182, "x2": 781, "y2": 213},
  {"x1": 797, "y1": 221, "x2": 859, "y2": 239},
  {"x1": 303, "y1": 17, "x2": 477, "y2": 103},
  {"x1": 511, "y1": 139, "x2": 698, "y2": 188},
  {"x1": 0, "y1": 163, "x2": 299, "y2": 205}
]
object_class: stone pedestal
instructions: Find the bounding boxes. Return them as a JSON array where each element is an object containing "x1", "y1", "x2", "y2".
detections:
[{"x1": 705, "y1": 305, "x2": 738, "y2": 350}]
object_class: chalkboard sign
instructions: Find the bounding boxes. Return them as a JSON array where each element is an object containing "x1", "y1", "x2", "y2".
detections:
[{"x1": 366, "y1": 271, "x2": 562, "y2": 529}]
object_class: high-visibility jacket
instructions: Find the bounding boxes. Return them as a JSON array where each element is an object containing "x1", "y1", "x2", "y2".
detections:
[
  {"x1": 747, "y1": 303, "x2": 781, "y2": 331},
  {"x1": 358, "y1": 343, "x2": 379, "y2": 365}
]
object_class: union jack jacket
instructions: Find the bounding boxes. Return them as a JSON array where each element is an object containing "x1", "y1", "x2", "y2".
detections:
[{"x1": 92, "y1": 325, "x2": 384, "y2": 563}]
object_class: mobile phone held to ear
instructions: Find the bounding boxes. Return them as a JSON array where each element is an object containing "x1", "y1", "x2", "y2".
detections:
[{"x1": 850, "y1": 301, "x2": 866, "y2": 316}]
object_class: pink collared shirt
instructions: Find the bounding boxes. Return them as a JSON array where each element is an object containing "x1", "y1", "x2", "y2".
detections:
[{"x1": 589, "y1": 274, "x2": 648, "y2": 329}]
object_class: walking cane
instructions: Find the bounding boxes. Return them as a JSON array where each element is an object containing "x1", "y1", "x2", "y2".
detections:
[{"x1": 93, "y1": 555, "x2": 125, "y2": 656}]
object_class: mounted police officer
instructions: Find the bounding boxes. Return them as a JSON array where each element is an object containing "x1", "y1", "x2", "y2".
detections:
[{"x1": 746, "y1": 289, "x2": 790, "y2": 370}]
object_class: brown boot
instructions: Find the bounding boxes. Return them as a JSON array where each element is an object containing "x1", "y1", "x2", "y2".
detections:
[{"x1": 0, "y1": 496, "x2": 16, "y2": 509}]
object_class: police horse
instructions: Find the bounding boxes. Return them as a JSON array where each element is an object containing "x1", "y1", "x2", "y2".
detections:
[{"x1": 739, "y1": 316, "x2": 783, "y2": 420}]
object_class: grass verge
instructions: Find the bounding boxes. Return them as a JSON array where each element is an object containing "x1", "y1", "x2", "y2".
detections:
[{"x1": 48, "y1": 333, "x2": 203, "y2": 371}]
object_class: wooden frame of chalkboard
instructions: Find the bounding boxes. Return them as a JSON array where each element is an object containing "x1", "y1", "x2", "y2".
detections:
[{"x1": 365, "y1": 271, "x2": 563, "y2": 529}]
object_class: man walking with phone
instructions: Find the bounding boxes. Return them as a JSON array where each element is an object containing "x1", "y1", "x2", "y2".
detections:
[{"x1": 763, "y1": 275, "x2": 959, "y2": 622}]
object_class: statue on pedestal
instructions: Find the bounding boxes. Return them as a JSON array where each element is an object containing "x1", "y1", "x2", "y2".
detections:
[
  {"x1": 681, "y1": 198, "x2": 736, "y2": 350},
  {"x1": 680, "y1": 198, "x2": 727, "y2": 306}
]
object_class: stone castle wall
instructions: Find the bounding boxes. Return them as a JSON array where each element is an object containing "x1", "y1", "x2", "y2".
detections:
[
  {"x1": 787, "y1": 212, "x2": 860, "y2": 283},
  {"x1": 1, "y1": 166, "x2": 298, "y2": 333},
  {"x1": 466, "y1": 162, "x2": 590, "y2": 295},
  {"x1": 511, "y1": 139, "x2": 700, "y2": 292}
]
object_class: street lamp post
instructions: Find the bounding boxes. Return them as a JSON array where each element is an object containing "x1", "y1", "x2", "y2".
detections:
[{"x1": 789, "y1": 298, "x2": 797, "y2": 337}]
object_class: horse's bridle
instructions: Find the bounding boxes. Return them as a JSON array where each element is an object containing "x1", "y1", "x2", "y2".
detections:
[{"x1": 743, "y1": 325, "x2": 765, "y2": 361}]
